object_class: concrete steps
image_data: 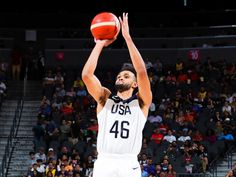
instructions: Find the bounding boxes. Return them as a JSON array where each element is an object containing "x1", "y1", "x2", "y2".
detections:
[{"x1": 6, "y1": 100, "x2": 40, "y2": 177}]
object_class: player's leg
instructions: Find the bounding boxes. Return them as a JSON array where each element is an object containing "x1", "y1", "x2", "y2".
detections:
[
  {"x1": 93, "y1": 158, "x2": 117, "y2": 177},
  {"x1": 118, "y1": 159, "x2": 141, "y2": 177}
]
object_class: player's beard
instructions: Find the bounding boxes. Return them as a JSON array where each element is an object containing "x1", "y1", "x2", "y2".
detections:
[{"x1": 115, "y1": 83, "x2": 131, "y2": 93}]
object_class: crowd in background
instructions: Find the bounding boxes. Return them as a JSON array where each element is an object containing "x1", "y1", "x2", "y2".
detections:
[{"x1": 22, "y1": 56, "x2": 236, "y2": 177}]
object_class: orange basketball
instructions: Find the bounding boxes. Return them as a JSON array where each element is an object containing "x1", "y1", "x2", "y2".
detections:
[{"x1": 90, "y1": 12, "x2": 120, "y2": 40}]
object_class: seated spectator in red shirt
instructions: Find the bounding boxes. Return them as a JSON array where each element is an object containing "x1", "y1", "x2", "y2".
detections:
[
  {"x1": 60, "y1": 101, "x2": 73, "y2": 116},
  {"x1": 192, "y1": 130, "x2": 203, "y2": 142},
  {"x1": 188, "y1": 69, "x2": 199, "y2": 83},
  {"x1": 177, "y1": 71, "x2": 188, "y2": 84},
  {"x1": 87, "y1": 119, "x2": 98, "y2": 135},
  {"x1": 184, "y1": 110, "x2": 196, "y2": 125},
  {"x1": 150, "y1": 128, "x2": 164, "y2": 145}
]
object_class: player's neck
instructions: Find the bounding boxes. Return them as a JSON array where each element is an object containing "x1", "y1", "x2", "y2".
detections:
[{"x1": 117, "y1": 90, "x2": 133, "y2": 100}]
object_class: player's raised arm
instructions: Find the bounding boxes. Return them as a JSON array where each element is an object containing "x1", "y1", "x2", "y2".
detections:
[
  {"x1": 81, "y1": 40, "x2": 113, "y2": 103},
  {"x1": 119, "y1": 13, "x2": 152, "y2": 110}
]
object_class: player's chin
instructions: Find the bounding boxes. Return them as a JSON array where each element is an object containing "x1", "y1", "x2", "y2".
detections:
[{"x1": 115, "y1": 84, "x2": 130, "y2": 92}]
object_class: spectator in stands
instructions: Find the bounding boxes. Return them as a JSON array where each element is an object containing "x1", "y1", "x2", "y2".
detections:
[
  {"x1": 147, "y1": 110, "x2": 162, "y2": 125},
  {"x1": 178, "y1": 129, "x2": 192, "y2": 142},
  {"x1": 163, "y1": 130, "x2": 177, "y2": 143},
  {"x1": 44, "y1": 119, "x2": 60, "y2": 151},
  {"x1": 145, "y1": 58, "x2": 153, "y2": 71},
  {"x1": 32, "y1": 121, "x2": 45, "y2": 152},
  {"x1": 56, "y1": 164, "x2": 69, "y2": 177},
  {"x1": 36, "y1": 158, "x2": 46, "y2": 174},
  {"x1": 197, "y1": 86, "x2": 207, "y2": 103},
  {"x1": 218, "y1": 129, "x2": 234, "y2": 141},
  {"x1": 59, "y1": 119, "x2": 72, "y2": 142},
  {"x1": 45, "y1": 170, "x2": 53, "y2": 177},
  {"x1": 160, "y1": 157, "x2": 169, "y2": 173},
  {"x1": 83, "y1": 155, "x2": 95, "y2": 177},
  {"x1": 0, "y1": 59, "x2": 8, "y2": 81},
  {"x1": 76, "y1": 84, "x2": 87, "y2": 98},
  {"x1": 43, "y1": 70, "x2": 55, "y2": 100},
  {"x1": 175, "y1": 58, "x2": 184, "y2": 75},
  {"x1": 204, "y1": 129, "x2": 217, "y2": 143},
  {"x1": 222, "y1": 111, "x2": 232, "y2": 124},
  {"x1": 11, "y1": 45, "x2": 23, "y2": 80},
  {"x1": 62, "y1": 157, "x2": 73, "y2": 173},
  {"x1": 140, "y1": 141, "x2": 153, "y2": 158},
  {"x1": 210, "y1": 111, "x2": 223, "y2": 122},
  {"x1": 197, "y1": 144, "x2": 209, "y2": 173},
  {"x1": 215, "y1": 121, "x2": 224, "y2": 137},
  {"x1": 163, "y1": 70, "x2": 177, "y2": 96},
  {"x1": 65, "y1": 87, "x2": 76, "y2": 100},
  {"x1": 0, "y1": 79, "x2": 6, "y2": 101},
  {"x1": 46, "y1": 148, "x2": 57, "y2": 163},
  {"x1": 155, "y1": 164, "x2": 162, "y2": 176},
  {"x1": 143, "y1": 157, "x2": 156, "y2": 175},
  {"x1": 54, "y1": 84, "x2": 66, "y2": 101},
  {"x1": 139, "y1": 153, "x2": 149, "y2": 167},
  {"x1": 35, "y1": 147, "x2": 47, "y2": 164},
  {"x1": 57, "y1": 146, "x2": 72, "y2": 161},
  {"x1": 157, "y1": 121, "x2": 169, "y2": 135},
  {"x1": 73, "y1": 76, "x2": 84, "y2": 90},
  {"x1": 222, "y1": 101, "x2": 232, "y2": 115},
  {"x1": 187, "y1": 68, "x2": 199, "y2": 86},
  {"x1": 153, "y1": 59, "x2": 163, "y2": 76},
  {"x1": 184, "y1": 109, "x2": 196, "y2": 126},
  {"x1": 192, "y1": 130, "x2": 204, "y2": 142},
  {"x1": 60, "y1": 101, "x2": 73, "y2": 118},
  {"x1": 73, "y1": 163, "x2": 85, "y2": 177},
  {"x1": 141, "y1": 164, "x2": 149, "y2": 177},
  {"x1": 27, "y1": 162, "x2": 43, "y2": 177},
  {"x1": 167, "y1": 164, "x2": 177, "y2": 177},
  {"x1": 45, "y1": 161, "x2": 56, "y2": 177},
  {"x1": 27, "y1": 151, "x2": 37, "y2": 169},
  {"x1": 163, "y1": 107, "x2": 175, "y2": 123},
  {"x1": 37, "y1": 51, "x2": 45, "y2": 80},
  {"x1": 165, "y1": 142, "x2": 179, "y2": 162},
  {"x1": 38, "y1": 98, "x2": 52, "y2": 118},
  {"x1": 54, "y1": 71, "x2": 64, "y2": 88},
  {"x1": 148, "y1": 70, "x2": 158, "y2": 90},
  {"x1": 51, "y1": 96, "x2": 63, "y2": 111},
  {"x1": 175, "y1": 110, "x2": 185, "y2": 127},
  {"x1": 184, "y1": 156, "x2": 194, "y2": 174},
  {"x1": 177, "y1": 70, "x2": 188, "y2": 85}
]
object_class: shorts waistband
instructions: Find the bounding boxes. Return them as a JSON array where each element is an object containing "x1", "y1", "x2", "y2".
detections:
[{"x1": 98, "y1": 153, "x2": 137, "y2": 160}]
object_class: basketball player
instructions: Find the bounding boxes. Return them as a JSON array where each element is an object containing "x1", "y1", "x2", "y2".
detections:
[{"x1": 82, "y1": 12, "x2": 152, "y2": 177}]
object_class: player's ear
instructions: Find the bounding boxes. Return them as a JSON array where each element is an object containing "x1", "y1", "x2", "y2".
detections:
[{"x1": 132, "y1": 82, "x2": 138, "y2": 89}]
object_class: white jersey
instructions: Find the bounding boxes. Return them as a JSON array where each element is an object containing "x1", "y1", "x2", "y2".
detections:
[{"x1": 97, "y1": 94, "x2": 147, "y2": 155}]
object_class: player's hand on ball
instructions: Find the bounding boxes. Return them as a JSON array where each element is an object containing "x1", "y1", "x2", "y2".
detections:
[{"x1": 94, "y1": 38, "x2": 116, "y2": 47}]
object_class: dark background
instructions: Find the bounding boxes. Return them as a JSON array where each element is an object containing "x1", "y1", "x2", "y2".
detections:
[{"x1": 0, "y1": 0, "x2": 236, "y2": 28}]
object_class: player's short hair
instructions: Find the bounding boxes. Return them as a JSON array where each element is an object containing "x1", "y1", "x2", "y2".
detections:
[{"x1": 119, "y1": 64, "x2": 136, "y2": 77}]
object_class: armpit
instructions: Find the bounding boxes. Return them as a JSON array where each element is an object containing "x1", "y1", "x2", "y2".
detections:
[
  {"x1": 137, "y1": 95, "x2": 144, "y2": 108},
  {"x1": 98, "y1": 88, "x2": 111, "y2": 106},
  {"x1": 98, "y1": 95, "x2": 106, "y2": 106}
]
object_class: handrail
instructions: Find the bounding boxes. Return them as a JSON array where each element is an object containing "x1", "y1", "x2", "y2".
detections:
[
  {"x1": 0, "y1": 99, "x2": 23, "y2": 177},
  {"x1": 0, "y1": 60, "x2": 27, "y2": 177},
  {"x1": 208, "y1": 142, "x2": 235, "y2": 177},
  {"x1": 177, "y1": 173, "x2": 212, "y2": 177}
]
